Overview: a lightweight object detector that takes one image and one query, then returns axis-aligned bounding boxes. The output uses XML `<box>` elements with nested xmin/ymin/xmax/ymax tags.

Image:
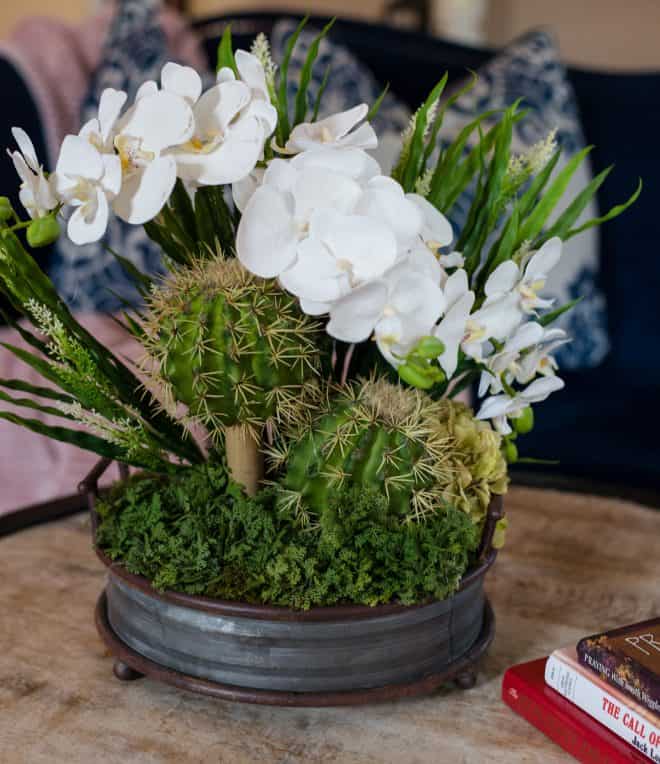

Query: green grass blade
<box><xmin>312</xmin><ymin>64</ymin><xmax>332</xmax><ymax>121</ymax></box>
<box><xmin>538</xmin><ymin>297</ymin><xmax>583</xmax><ymax>327</ymax></box>
<box><xmin>402</xmin><ymin>73</ymin><xmax>448</xmax><ymax>192</ymax></box>
<box><xmin>367</xmin><ymin>83</ymin><xmax>389</xmax><ymax>122</ymax></box>
<box><xmin>423</xmin><ymin>70</ymin><xmax>477</xmax><ymax>168</ymax></box>
<box><xmin>0</xmin><ymin>387</ymin><xmax>73</xmax><ymax>419</ymax></box>
<box><xmin>0</xmin><ymin>377</ymin><xmax>74</xmax><ymax>403</ymax></box>
<box><xmin>0</xmin><ymin>410</ymin><xmax>120</xmax><ymax>456</ymax></box>
<box><xmin>216</xmin><ymin>25</ymin><xmax>237</xmax><ymax>74</ymax></box>
<box><xmin>106</xmin><ymin>248</ymin><xmax>153</xmax><ymax>292</ymax></box>
<box><xmin>562</xmin><ymin>178</ymin><xmax>642</xmax><ymax>240</ymax></box>
<box><xmin>293</xmin><ymin>18</ymin><xmax>335</xmax><ymax>126</ymax></box>
<box><xmin>516</xmin><ymin>146</ymin><xmax>593</xmax><ymax>245</ymax></box>
<box><xmin>169</xmin><ymin>179</ymin><xmax>198</xmax><ymax>242</ymax></box>
<box><xmin>277</xmin><ymin>16</ymin><xmax>309</xmax><ymax>144</ymax></box>
<box><xmin>537</xmin><ymin>165</ymin><xmax>613</xmax><ymax>244</ymax></box>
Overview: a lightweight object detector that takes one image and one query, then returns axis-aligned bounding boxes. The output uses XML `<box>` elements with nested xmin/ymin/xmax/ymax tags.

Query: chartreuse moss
<box><xmin>141</xmin><ymin>257</ymin><xmax>322</xmax><ymax>440</ymax></box>
<box><xmin>95</xmin><ymin>460</ymin><xmax>480</xmax><ymax>609</ymax></box>
<box><xmin>272</xmin><ymin>377</ymin><xmax>508</xmax><ymax>527</ymax></box>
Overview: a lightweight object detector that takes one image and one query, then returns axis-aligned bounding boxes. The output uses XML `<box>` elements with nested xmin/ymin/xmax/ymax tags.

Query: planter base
<box><xmin>95</xmin><ymin>590</ymin><xmax>495</xmax><ymax>707</ymax></box>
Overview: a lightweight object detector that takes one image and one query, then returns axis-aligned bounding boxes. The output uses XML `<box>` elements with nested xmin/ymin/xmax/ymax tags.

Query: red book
<box><xmin>502</xmin><ymin>657</ymin><xmax>650</xmax><ymax>763</ymax></box>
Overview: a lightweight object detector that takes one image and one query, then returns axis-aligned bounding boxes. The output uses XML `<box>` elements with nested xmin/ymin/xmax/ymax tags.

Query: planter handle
<box><xmin>79</xmin><ymin>458</ymin><xmax>129</xmax><ymax>535</ymax></box>
<box><xmin>477</xmin><ymin>495</ymin><xmax>505</xmax><ymax>561</ymax></box>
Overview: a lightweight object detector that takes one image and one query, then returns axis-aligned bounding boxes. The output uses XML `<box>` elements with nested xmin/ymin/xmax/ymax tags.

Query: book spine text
<box><xmin>545</xmin><ymin>654</ymin><xmax>660</xmax><ymax>763</ymax></box>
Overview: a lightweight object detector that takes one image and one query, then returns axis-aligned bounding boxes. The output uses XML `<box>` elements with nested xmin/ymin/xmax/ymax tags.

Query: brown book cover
<box><xmin>577</xmin><ymin>618</ymin><xmax>660</xmax><ymax>718</ymax></box>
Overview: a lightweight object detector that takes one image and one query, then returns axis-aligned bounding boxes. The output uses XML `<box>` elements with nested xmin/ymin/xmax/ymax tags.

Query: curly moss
<box><xmin>96</xmin><ymin>461</ymin><xmax>480</xmax><ymax>609</ymax></box>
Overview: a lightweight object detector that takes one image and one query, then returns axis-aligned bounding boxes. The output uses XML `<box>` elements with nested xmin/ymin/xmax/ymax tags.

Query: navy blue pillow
<box><xmin>570</xmin><ymin>69</ymin><xmax>660</xmax><ymax>380</ymax></box>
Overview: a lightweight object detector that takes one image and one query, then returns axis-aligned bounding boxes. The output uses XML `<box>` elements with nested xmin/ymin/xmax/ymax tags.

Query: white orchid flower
<box><xmin>172</xmin><ymin>78</ymin><xmax>266</xmax><ymax>187</ymax></box>
<box><xmin>514</xmin><ymin>327</ymin><xmax>569</xmax><ymax>384</ymax></box>
<box><xmin>476</xmin><ymin>375</ymin><xmax>565</xmax><ymax>435</ymax></box>
<box><xmin>433</xmin><ymin>270</ymin><xmax>475</xmax><ymax>377</ymax></box>
<box><xmin>232</xmin><ymin>166</ymin><xmax>265</xmax><ymax>213</ymax></box>
<box><xmin>407</xmin><ymin>193</ymin><xmax>454</xmax><ymax>252</ymax></box>
<box><xmin>477</xmin><ymin>322</ymin><xmax>546</xmax><ymax>397</ymax></box>
<box><xmin>236</xmin><ymin>159</ymin><xmax>365</xmax><ymax>278</ymax></box>
<box><xmin>462</xmin><ymin>291</ymin><xmax>523</xmax><ymax>363</ymax></box>
<box><xmin>284</xmin><ymin>104</ymin><xmax>377</xmax><ymax>154</ymax></box>
<box><xmin>326</xmin><ymin>258</ymin><xmax>445</xmax><ymax>361</ymax></box>
<box><xmin>231</xmin><ymin>146</ymin><xmax>380</xmax><ymax>217</ymax></box>
<box><xmin>8</xmin><ymin>128</ymin><xmax>57</xmax><ymax>219</ymax></box>
<box><xmin>354</xmin><ymin>177</ymin><xmax>423</xmax><ymax>250</ymax></box>
<box><xmin>280</xmin><ymin>208</ymin><xmax>399</xmax><ymax>310</ymax></box>
<box><xmin>52</xmin><ymin>135</ymin><xmax>121</xmax><ymax>245</ymax></box>
<box><xmin>484</xmin><ymin>237</ymin><xmax>563</xmax><ymax>314</ymax></box>
<box><xmin>79</xmin><ymin>88</ymin><xmax>128</xmax><ymax>153</ymax></box>
<box><xmin>112</xmin><ymin>86</ymin><xmax>195</xmax><ymax>224</ymax></box>
<box><xmin>219</xmin><ymin>50</ymin><xmax>278</xmax><ymax>132</ymax></box>
<box><xmin>292</xmin><ymin>146</ymin><xmax>381</xmax><ymax>184</ymax></box>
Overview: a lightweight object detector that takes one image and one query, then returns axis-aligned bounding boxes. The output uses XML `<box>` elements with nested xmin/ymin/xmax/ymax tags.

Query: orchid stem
<box><xmin>340</xmin><ymin>343</ymin><xmax>355</xmax><ymax>387</ymax></box>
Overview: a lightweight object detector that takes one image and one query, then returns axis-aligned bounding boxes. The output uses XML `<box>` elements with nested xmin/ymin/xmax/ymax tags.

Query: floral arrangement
<box><xmin>0</xmin><ymin>23</ymin><xmax>639</xmax><ymax>605</ymax></box>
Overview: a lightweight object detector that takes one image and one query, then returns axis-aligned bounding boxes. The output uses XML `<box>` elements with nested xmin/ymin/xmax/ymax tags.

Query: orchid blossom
<box><xmin>513</xmin><ymin>327</ymin><xmax>569</xmax><ymax>384</ymax></box>
<box><xmin>112</xmin><ymin>86</ymin><xmax>194</xmax><ymax>224</ymax></box>
<box><xmin>8</xmin><ymin>128</ymin><xmax>57</xmax><ymax>219</ymax></box>
<box><xmin>280</xmin><ymin>209</ymin><xmax>399</xmax><ymax>313</ymax></box>
<box><xmin>52</xmin><ymin>135</ymin><xmax>121</xmax><ymax>245</ymax></box>
<box><xmin>326</xmin><ymin>257</ymin><xmax>445</xmax><ymax>357</ymax></box>
<box><xmin>284</xmin><ymin>104</ymin><xmax>377</xmax><ymax>154</ymax></box>
<box><xmin>236</xmin><ymin>157</ymin><xmax>367</xmax><ymax>278</ymax></box>
<box><xmin>433</xmin><ymin>270</ymin><xmax>475</xmax><ymax>377</ymax></box>
<box><xmin>476</xmin><ymin>375</ymin><xmax>565</xmax><ymax>435</ymax></box>
<box><xmin>484</xmin><ymin>237</ymin><xmax>563</xmax><ymax>314</ymax></box>
<box><xmin>172</xmin><ymin>78</ymin><xmax>267</xmax><ymax>187</ymax></box>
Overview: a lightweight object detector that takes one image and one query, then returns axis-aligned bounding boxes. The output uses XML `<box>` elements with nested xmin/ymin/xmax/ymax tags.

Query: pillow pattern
<box><xmin>271</xmin><ymin>22</ymin><xmax>608</xmax><ymax>369</ymax></box>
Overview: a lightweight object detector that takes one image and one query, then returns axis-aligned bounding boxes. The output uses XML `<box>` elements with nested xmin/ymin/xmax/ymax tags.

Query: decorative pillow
<box><xmin>271</xmin><ymin>22</ymin><xmax>608</xmax><ymax>369</ymax></box>
<box><xmin>49</xmin><ymin>0</ymin><xmax>212</xmax><ymax>313</ymax></box>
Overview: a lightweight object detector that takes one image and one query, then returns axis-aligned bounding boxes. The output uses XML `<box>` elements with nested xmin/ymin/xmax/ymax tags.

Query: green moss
<box><xmin>96</xmin><ymin>461</ymin><xmax>480</xmax><ymax>609</ymax></box>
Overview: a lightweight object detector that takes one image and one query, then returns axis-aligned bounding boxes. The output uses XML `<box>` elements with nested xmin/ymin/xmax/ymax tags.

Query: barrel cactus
<box><xmin>141</xmin><ymin>257</ymin><xmax>322</xmax><ymax>440</ymax></box>
<box><xmin>271</xmin><ymin>377</ymin><xmax>508</xmax><ymax>526</ymax></box>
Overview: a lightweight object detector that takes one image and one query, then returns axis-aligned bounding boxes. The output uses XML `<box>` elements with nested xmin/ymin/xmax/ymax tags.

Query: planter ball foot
<box><xmin>454</xmin><ymin>669</ymin><xmax>477</xmax><ymax>690</ymax></box>
<box><xmin>113</xmin><ymin>659</ymin><xmax>144</xmax><ymax>682</ymax></box>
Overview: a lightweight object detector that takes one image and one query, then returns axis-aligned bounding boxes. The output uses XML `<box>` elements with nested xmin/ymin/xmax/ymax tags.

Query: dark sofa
<box><xmin>1</xmin><ymin>12</ymin><xmax>657</xmax><ymax>496</ymax></box>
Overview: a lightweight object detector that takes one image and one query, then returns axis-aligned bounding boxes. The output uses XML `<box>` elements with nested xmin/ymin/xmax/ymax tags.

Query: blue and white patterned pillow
<box><xmin>271</xmin><ymin>22</ymin><xmax>608</xmax><ymax>369</ymax></box>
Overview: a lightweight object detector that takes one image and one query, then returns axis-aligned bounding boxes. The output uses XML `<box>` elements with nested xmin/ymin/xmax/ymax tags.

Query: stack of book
<box><xmin>502</xmin><ymin>618</ymin><xmax>660</xmax><ymax>763</ymax></box>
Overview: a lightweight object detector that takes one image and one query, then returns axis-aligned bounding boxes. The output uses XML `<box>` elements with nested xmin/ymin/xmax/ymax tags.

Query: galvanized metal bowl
<box><xmin>84</xmin><ymin>459</ymin><xmax>503</xmax><ymax>706</ymax></box>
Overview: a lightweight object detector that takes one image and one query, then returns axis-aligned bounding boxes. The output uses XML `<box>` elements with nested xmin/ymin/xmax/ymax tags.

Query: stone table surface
<box><xmin>1</xmin><ymin>485</ymin><xmax>659</xmax><ymax>763</ymax></box>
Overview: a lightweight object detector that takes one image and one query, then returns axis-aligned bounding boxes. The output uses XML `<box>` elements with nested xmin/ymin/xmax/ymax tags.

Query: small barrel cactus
<box><xmin>142</xmin><ymin>257</ymin><xmax>322</xmax><ymax>438</ymax></box>
<box><xmin>272</xmin><ymin>377</ymin><xmax>508</xmax><ymax>526</ymax></box>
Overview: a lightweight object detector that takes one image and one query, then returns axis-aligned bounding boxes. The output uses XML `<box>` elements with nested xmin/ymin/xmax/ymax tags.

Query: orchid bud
<box><xmin>0</xmin><ymin>197</ymin><xmax>13</xmax><ymax>222</ymax></box>
<box><xmin>27</xmin><ymin>216</ymin><xmax>60</xmax><ymax>248</ymax></box>
<box><xmin>504</xmin><ymin>440</ymin><xmax>518</xmax><ymax>464</ymax></box>
<box><xmin>398</xmin><ymin>362</ymin><xmax>434</xmax><ymax>389</ymax></box>
<box><xmin>513</xmin><ymin>406</ymin><xmax>534</xmax><ymax>435</ymax></box>
<box><xmin>413</xmin><ymin>336</ymin><xmax>445</xmax><ymax>359</ymax></box>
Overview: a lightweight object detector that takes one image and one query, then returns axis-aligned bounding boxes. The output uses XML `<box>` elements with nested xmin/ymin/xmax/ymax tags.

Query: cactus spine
<box><xmin>272</xmin><ymin>377</ymin><xmax>508</xmax><ymax>525</ymax></box>
<box><xmin>142</xmin><ymin>257</ymin><xmax>322</xmax><ymax>492</ymax></box>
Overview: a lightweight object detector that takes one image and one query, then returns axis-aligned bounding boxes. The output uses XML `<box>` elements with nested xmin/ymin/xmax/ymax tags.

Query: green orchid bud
<box><xmin>504</xmin><ymin>440</ymin><xmax>518</xmax><ymax>464</ymax></box>
<box><xmin>398</xmin><ymin>362</ymin><xmax>434</xmax><ymax>389</ymax></box>
<box><xmin>0</xmin><ymin>197</ymin><xmax>13</xmax><ymax>222</ymax></box>
<box><xmin>27</xmin><ymin>216</ymin><xmax>60</xmax><ymax>248</ymax></box>
<box><xmin>513</xmin><ymin>406</ymin><xmax>534</xmax><ymax>435</ymax></box>
<box><xmin>413</xmin><ymin>336</ymin><xmax>445</xmax><ymax>359</ymax></box>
